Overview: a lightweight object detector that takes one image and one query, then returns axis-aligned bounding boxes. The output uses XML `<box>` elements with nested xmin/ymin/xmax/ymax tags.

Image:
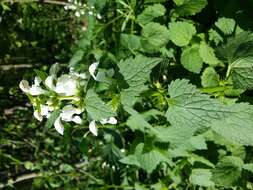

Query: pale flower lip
<box><xmin>54</xmin><ymin>117</ymin><xmax>64</xmax><ymax>135</ymax></box>
<box><xmin>55</xmin><ymin>74</ymin><xmax>78</xmax><ymax>96</ymax></box>
<box><xmin>88</xmin><ymin>117</ymin><xmax>117</xmax><ymax>136</ymax></box>
<box><xmin>88</xmin><ymin>62</ymin><xmax>99</xmax><ymax>80</ymax></box>
<box><xmin>19</xmin><ymin>79</ymin><xmax>46</xmax><ymax>96</ymax></box>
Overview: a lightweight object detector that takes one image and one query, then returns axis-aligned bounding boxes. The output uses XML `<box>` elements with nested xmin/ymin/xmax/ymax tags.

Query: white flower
<box><xmin>45</xmin><ymin>76</ymin><xmax>55</xmax><ymax>90</ymax></box>
<box><xmin>75</xmin><ymin>11</ymin><xmax>81</xmax><ymax>17</ymax></box>
<box><xmin>19</xmin><ymin>78</ymin><xmax>46</xmax><ymax>96</ymax></box>
<box><xmin>96</xmin><ymin>13</ymin><xmax>102</xmax><ymax>20</ymax></box>
<box><xmin>88</xmin><ymin>62</ymin><xmax>99</xmax><ymax>80</ymax></box>
<box><xmin>53</xmin><ymin>105</ymin><xmax>83</xmax><ymax>135</ymax></box>
<box><xmin>89</xmin><ymin>117</ymin><xmax>117</xmax><ymax>136</ymax></box>
<box><xmin>55</xmin><ymin>74</ymin><xmax>79</xmax><ymax>96</ymax></box>
<box><xmin>33</xmin><ymin>105</ymin><xmax>51</xmax><ymax>121</ymax></box>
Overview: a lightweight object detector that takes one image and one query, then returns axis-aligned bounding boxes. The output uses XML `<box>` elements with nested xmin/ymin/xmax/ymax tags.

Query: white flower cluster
<box><xmin>64</xmin><ymin>0</ymin><xmax>102</xmax><ymax>19</ymax></box>
<box><xmin>19</xmin><ymin>62</ymin><xmax>117</xmax><ymax>136</ymax></box>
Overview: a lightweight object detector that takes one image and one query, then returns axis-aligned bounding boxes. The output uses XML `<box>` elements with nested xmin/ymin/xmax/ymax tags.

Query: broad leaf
<box><xmin>141</xmin><ymin>22</ymin><xmax>170</xmax><ymax>53</ymax></box>
<box><xmin>199</xmin><ymin>41</ymin><xmax>220</xmax><ymax>66</ymax></box>
<box><xmin>190</xmin><ymin>169</ymin><xmax>215</xmax><ymax>187</ymax></box>
<box><xmin>175</xmin><ymin>0</ymin><xmax>208</xmax><ymax>16</ymax></box>
<box><xmin>215</xmin><ymin>17</ymin><xmax>236</xmax><ymax>35</ymax></box>
<box><xmin>201</xmin><ymin>67</ymin><xmax>220</xmax><ymax>87</ymax></box>
<box><xmin>180</xmin><ymin>44</ymin><xmax>203</xmax><ymax>73</ymax></box>
<box><xmin>85</xmin><ymin>90</ymin><xmax>116</xmax><ymax>121</ymax></box>
<box><xmin>137</xmin><ymin>4</ymin><xmax>166</xmax><ymax>26</ymax></box>
<box><xmin>168</xmin><ymin>21</ymin><xmax>196</xmax><ymax>47</ymax></box>
<box><xmin>243</xmin><ymin>163</ymin><xmax>253</xmax><ymax>173</ymax></box>
<box><xmin>120</xmin><ymin>34</ymin><xmax>142</xmax><ymax>52</ymax></box>
<box><xmin>211</xmin><ymin>156</ymin><xmax>243</xmax><ymax>187</ymax></box>
<box><xmin>118</xmin><ymin>55</ymin><xmax>161</xmax><ymax>106</ymax></box>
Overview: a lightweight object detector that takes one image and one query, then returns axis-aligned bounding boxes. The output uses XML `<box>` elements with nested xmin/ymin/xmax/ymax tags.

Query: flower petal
<box><xmin>34</xmin><ymin>76</ymin><xmax>42</xmax><ymax>86</ymax></box>
<box><xmin>61</xmin><ymin>105</ymin><xmax>77</xmax><ymax>122</ymax></box>
<box><xmin>55</xmin><ymin>74</ymin><xmax>78</xmax><ymax>96</ymax></box>
<box><xmin>40</xmin><ymin>105</ymin><xmax>50</xmax><ymax>116</ymax></box>
<box><xmin>54</xmin><ymin>117</ymin><xmax>64</xmax><ymax>135</ymax></box>
<box><xmin>100</xmin><ymin>117</ymin><xmax>117</xmax><ymax>125</ymax></box>
<box><xmin>19</xmin><ymin>80</ymin><xmax>30</xmax><ymax>93</ymax></box>
<box><xmin>88</xmin><ymin>62</ymin><xmax>99</xmax><ymax>80</ymax></box>
<box><xmin>72</xmin><ymin>116</ymin><xmax>82</xmax><ymax>124</ymax></box>
<box><xmin>45</xmin><ymin>76</ymin><xmax>55</xmax><ymax>90</ymax></box>
<box><xmin>29</xmin><ymin>85</ymin><xmax>46</xmax><ymax>96</ymax></box>
<box><xmin>89</xmin><ymin>120</ymin><xmax>98</xmax><ymax>136</ymax></box>
<box><xmin>33</xmin><ymin>110</ymin><xmax>43</xmax><ymax>121</ymax></box>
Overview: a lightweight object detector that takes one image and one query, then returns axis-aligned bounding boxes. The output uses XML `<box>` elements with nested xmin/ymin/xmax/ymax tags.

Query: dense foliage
<box><xmin>1</xmin><ymin>0</ymin><xmax>253</xmax><ymax>189</ymax></box>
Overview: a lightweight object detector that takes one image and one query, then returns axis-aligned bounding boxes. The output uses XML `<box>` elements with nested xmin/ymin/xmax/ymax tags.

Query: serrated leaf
<box><xmin>212</xmin><ymin>105</ymin><xmax>253</xmax><ymax>146</ymax></box>
<box><xmin>201</xmin><ymin>67</ymin><xmax>220</xmax><ymax>87</ymax></box>
<box><xmin>208</xmin><ymin>28</ymin><xmax>223</xmax><ymax>45</ymax></box>
<box><xmin>85</xmin><ymin>90</ymin><xmax>116</xmax><ymax>121</ymax></box>
<box><xmin>215</xmin><ymin>17</ymin><xmax>236</xmax><ymax>35</ymax></box>
<box><xmin>118</xmin><ymin>55</ymin><xmax>161</xmax><ymax>107</ymax></box>
<box><xmin>137</xmin><ymin>4</ymin><xmax>166</xmax><ymax>26</ymax></box>
<box><xmin>199</xmin><ymin>41</ymin><xmax>220</xmax><ymax>66</ymax></box>
<box><xmin>120</xmin><ymin>143</ymin><xmax>171</xmax><ymax>174</ymax></box>
<box><xmin>168</xmin><ymin>21</ymin><xmax>196</xmax><ymax>47</ymax></box>
<box><xmin>180</xmin><ymin>45</ymin><xmax>203</xmax><ymax>73</ymax></box>
<box><xmin>243</xmin><ymin>163</ymin><xmax>253</xmax><ymax>173</ymax></box>
<box><xmin>120</xmin><ymin>34</ymin><xmax>142</xmax><ymax>52</ymax></box>
<box><xmin>175</xmin><ymin>0</ymin><xmax>207</xmax><ymax>16</ymax></box>
<box><xmin>229</xmin><ymin>57</ymin><xmax>253</xmax><ymax>90</ymax></box>
<box><xmin>141</xmin><ymin>22</ymin><xmax>170</xmax><ymax>53</ymax></box>
<box><xmin>211</xmin><ymin>156</ymin><xmax>243</xmax><ymax>187</ymax></box>
<box><xmin>166</xmin><ymin>79</ymin><xmax>227</xmax><ymax>130</ymax></box>
<box><xmin>172</xmin><ymin>0</ymin><xmax>185</xmax><ymax>6</ymax></box>
<box><xmin>190</xmin><ymin>169</ymin><xmax>215</xmax><ymax>187</ymax></box>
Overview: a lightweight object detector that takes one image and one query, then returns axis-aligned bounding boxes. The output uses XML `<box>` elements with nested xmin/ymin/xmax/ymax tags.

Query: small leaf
<box><xmin>190</xmin><ymin>169</ymin><xmax>215</xmax><ymax>187</ymax></box>
<box><xmin>211</xmin><ymin>156</ymin><xmax>243</xmax><ymax>187</ymax></box>
<box><xmin>168</xmin><ymin>21</ymin><xmax>196</xmax><ymax>47</ymax></box>
<box><xmin>175</xmin><ymin>0</ymin><xmax>208</xmax><ymax>16</ymax></box>
<box><xmin>180</xmin><ymin>44</ymin><xmax>203</xmax><ymax>73</ymax></box>
<box><xmin>243</xmin><ymin>163</ymin><xmax>253</xmax><ymax>173</ymax></box>
<box><xmin>120</xmin><ymin>34</ymin><xmax>142</xmax><ymax>52</ymax></box>
<box><xmin>85</xmin><ymin>90</ymin><xmax>116</xmax><ymax>121</ymax></box>
<box><xmin>215</xmin><ymin>17</ymin><xmax>236</xmax><ymax>35</ymax></box>
<box><xmin>141</xmin><ymin>22</ymin><xmax>170</xmax><ymax>53</ymax></box>
<box><xmin>137</xmin><ymin>4</ymin><xmax>166</xmax><ymax>26</ymax></box>
<box><xmin>199</xmin><ymin>41</ymin><xmax>220</xmax><ymax>66</ymax></box>
<box><xmin>201</xmin><ymin>67</ymin><xmax>220</xmax><ymax>87</ymax></box>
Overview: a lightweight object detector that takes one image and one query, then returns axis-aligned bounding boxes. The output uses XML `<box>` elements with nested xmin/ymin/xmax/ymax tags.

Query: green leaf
<box><xmin>45</xmin><ymin>109</ymin><xmax>61</xmax><ymax>128</ymax></box>
<box><xmin>168</xmin><ymin>21</ymin><xmax>196</xmax><ymax>47</ymax></box>
<box><xmin>199</xmin><ymin>41</ymin><xmax>220</xmax><ymax>66</ymax></box>
<box><xmin>120</xmin><ymin>34</ymin><xmax>142</xmax><ymax>52</ymax></box>
<box><xmin>137</xmin><ymin>4</ymin><xmax>166</xmax><ymax>26</ymax></box>
<box><xmin>243</xmin><ymin>163</ymin><xmax>253</xmax><ymax>173</ymax></box>
<box><xmin>190</xmin><ymin>169</ymin><xmax>215</xmax><ymax>187</ymax></box>
<box><xmin>69</xmin><ymin>50</ymin><xmax>84</xmax><ymax>67</ymax></box>
<box><xmin>172</xmin><ymin>0</ymin><xmax>186</xmax><ymax>6</ymax></box>
<box><xmin>166</xmin><ymin>79</ymin><xmax>227</xmax><ymax>130</ymax></box>
<box><xmin>208</xmin><ymin>28</ymin><xmax>223</xmax><ymax>45</ymax></box>
<box><xmin>118</xmin><ymin>55</ymin><xmax>161</xmax><ymax>107</ymax></box>
<box><xmin>34</xmin><ymin>69</ymin><xmax>48</xmax><ymax>81</ymax></box>
<box><xmin>175</xmin><ymin>0</ymin><xmax>208</xmax><ymax>16</ymax></box>
<box><xmin>201</xmin><ymin>67</ymin><xmax>220</xmax><ymax>87</ymax></box>
<box><xmin>211</xmin><ymin>156</ymin><xmax>243</xmax><ymax>187</ymax></box>
<box><xmin>211</xmin><ymin>105</ymin><xmax>253</xmax><ymax>146</ymax></box>
<box><xmin>85</xmin><ymin>89</ymin><xmax>116</xmax><ymax>121</ymax></box>
<box><xmin>120</xmin><ymin>143</ymin><xmax>171</xmax><ymax>174</ymax></box>
<box><xmin>215</xmin><ymin>17</ymin><xmax>236</xmax><ymax>35</ymax></box>
<box><xmin>141</xmin><ymin>22</ymin><xmax>170</xmax><ymax>53</ymax></box>
<box><xmin>180</xmin><ymin>44</ymin><xmax>203</xmax><ymax>73</ymax></box>
<box><xmin>229</xmin><ymin>57</ymin><xmax>253</xmax><ymax>90</ymax></box>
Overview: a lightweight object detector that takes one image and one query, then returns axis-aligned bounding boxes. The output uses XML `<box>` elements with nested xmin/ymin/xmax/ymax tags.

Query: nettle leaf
<box><xmin>229</xmin><ymin>57</ymin><xmax>253</xmax><ymax>90</ymax></box>
<box><xmin>120</xmin><ymin>34</ymin><xmax>142</xmax><ymax>52</ymax></box>
<box><xmin>215</xmin><ymin>17</ymin><xmax>236</xmax><ymax>35</ymax></box>
<box><xmin>166</xmin><ymin>79</ymin><xmax>227</xmax><ymax>130</ymax></box>
<box><xmin>201</xmin><ymin>67</ymin><xmax>220</xmax><ymax>87</ymax></box>
<box><xmin>168</xmin><ymin>21</ymin><xmax>196</xmax><ymax>47</ymax></box>
<box><xmin>141</xmin><ymin>22</ymin><xmax>170</xmax><ymax>53</ymax></box>
<box><xmin>243</xmin><ymin>163</ymin><xmax>253</xmax><ymax>173</ymax></box>
<box><xmin>85</xmin><ymin>89</ymin><xmax>116</xmax><ymax>121</ymax></box>
<box><xmin>175</xmin><ymin>0</ymin><xmax>208</xmax><ymax>16</ymax></box>
<box><xmin>120</xmin><ymin>143</ymin><xmax>171</xmax><ymax>174</ymax></box>
<box><xmin>190</xmin><ymin>169</ymin><xmax>215</xmax><ymax>187</ymax></box>
<box><xmin>180</xmin><ymin>44</ymin><xmax>203</xmax><ymax>73</ymax></box>
<box><xmin>118</xmin><ymin>55</ymin><xmax>161</xmax><ymax>107</ymax></box>
<box><xmin>212</xmin><ymin>104</ymin><xmax>253</xmax><ymax>146</ymax></box>
<box><xmin>211</xmin><ymin>156</ymin><xmax>244</xmax><ymax>187</ymax></box>
<box><xmin>137</xmin><ymin>4</ymin><xmax>166</xmax><ymax>26</ymax></box>
<box><xmin>199</xmin><ymin>41</ymin><xmax>220</xmax><ymax>66</ymax></box>
<box><xmin>45</xmin><ymin>109</ymin><xmax>61</xmax><ymax>128</ymax></box>
<box><xmin>172</xmin><ymin>0</ymin><xmax>186</xmax><ymax>6</ymax></box>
